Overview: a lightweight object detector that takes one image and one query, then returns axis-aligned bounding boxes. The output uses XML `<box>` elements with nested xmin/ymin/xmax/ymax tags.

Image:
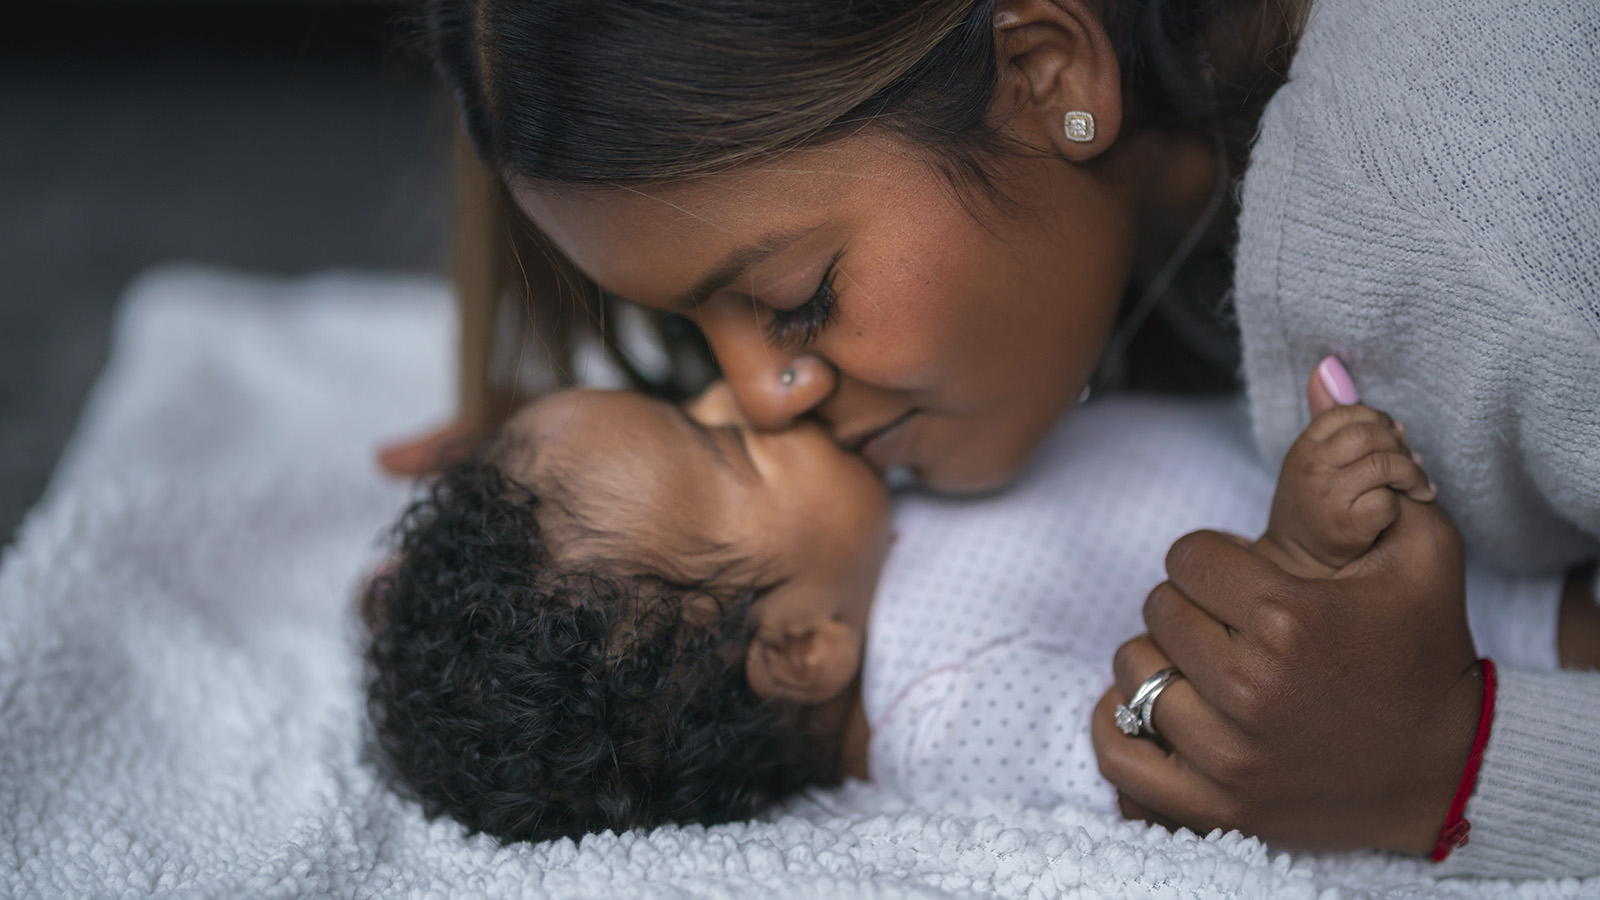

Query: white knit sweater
<box><xmin>1233</xmin><ymin>0</ymin><xmax>1600</xmax><ymax>877</ymax></box>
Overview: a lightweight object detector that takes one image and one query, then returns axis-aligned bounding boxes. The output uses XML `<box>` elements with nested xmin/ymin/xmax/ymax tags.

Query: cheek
<box><xmin>824</xmin><ymin>214</ymin><xmax>1010</xmax><ymax>391</ymax></box>
<box><xmin>827</xmin><ymin>265</ymin><xmax>963</xmax><ymax>388</ymax></box>
<box><xmin>830</xmin><ymin>216</ymin><xmax>1087</xmax><ymax>402</ymax></box>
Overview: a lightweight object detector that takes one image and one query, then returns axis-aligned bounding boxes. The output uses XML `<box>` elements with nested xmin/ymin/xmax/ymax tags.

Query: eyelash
<box><xmin>764</xmin><ymin>261</ymin><xmax>839</xmax><ymax>348</ymax></box>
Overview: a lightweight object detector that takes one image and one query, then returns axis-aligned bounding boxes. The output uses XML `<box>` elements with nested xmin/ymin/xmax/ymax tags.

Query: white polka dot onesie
<box><xmin>863</xmin><ymin>396</ymin><xmax>1563</xmax><ymax>811</ymax></box>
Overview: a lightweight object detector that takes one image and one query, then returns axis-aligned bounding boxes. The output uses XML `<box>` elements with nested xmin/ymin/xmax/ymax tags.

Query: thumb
<box><xmin>1308</xmin><ymin>355</ymin><xmax>1359</xmax><ymax>416</ymax></box>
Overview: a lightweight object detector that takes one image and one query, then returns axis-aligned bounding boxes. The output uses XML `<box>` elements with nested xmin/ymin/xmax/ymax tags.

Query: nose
<box><xmin>700</xmin><ymin>316</ymin><xmax>837</xmax><ymax>431</ymax></box>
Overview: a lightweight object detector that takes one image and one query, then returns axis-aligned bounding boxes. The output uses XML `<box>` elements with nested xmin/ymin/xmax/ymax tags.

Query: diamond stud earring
<box><xmin>1063</xmin><ymin>110</ymin><xmax>1095</xmax><ymax>143</ymax></box>
<box><xmin>780</xmin><ymin>369</ymin><xmax>796</xmax><ymax>387</ymax></box>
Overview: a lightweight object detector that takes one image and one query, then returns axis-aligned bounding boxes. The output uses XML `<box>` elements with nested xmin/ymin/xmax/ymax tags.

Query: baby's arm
<box><xmin>1256</xmin><ymin>404</ymin><xmax>1437</xmax><ymax>578</ymax></box>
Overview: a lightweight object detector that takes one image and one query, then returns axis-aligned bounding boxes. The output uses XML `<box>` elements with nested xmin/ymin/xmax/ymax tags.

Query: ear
<box><xmin>744</xmin><ymin>614</ymin><xmax>862</xmax><ymax>705</ymax></box>
<box><xmin>991</xmin><ymin>0</ymin><xmax>1123</xmax><ymax>161</ymax></box>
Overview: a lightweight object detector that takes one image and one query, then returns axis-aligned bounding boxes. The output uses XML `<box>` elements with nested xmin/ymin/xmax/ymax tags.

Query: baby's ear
<box><xmin>744</xmin><ymin>612</ymin><xmax>861</xmax><ymax>706</ymax></box>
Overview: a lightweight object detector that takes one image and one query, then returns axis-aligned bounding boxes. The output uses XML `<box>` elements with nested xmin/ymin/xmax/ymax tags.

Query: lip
<box><xmin>847</xmin><ymin>410</ymin><xmax>917</xmax><ymax>473</ymax></box>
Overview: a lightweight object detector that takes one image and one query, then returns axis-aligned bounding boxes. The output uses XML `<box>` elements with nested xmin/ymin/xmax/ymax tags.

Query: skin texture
<box><xmin>502</xmin><ymin>385</ymin><xmax>891</xmax><ymax>778</ymax></box>
<box><xmin>1256</xmin><ymin>403</ymin><xmax>1436</xmax><ymax>577</ymax></box>
<box><xmin>1092</xmin><ymin>372</ymin><xmax>1484</xmax><ymax>855</ymax></box>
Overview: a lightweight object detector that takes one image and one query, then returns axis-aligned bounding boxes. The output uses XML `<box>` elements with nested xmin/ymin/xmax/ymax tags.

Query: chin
<box><xmin>916</xmin><ymin>452</ymin><xmax>1029</xmax><ymax>497</ymax></box>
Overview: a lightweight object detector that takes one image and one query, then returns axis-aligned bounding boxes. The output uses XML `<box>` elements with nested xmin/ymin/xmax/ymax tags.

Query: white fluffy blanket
<box><xmin>3</xmin><ymin>266</ymin><xmax>1592</xmax><ymax>899</ymax></box>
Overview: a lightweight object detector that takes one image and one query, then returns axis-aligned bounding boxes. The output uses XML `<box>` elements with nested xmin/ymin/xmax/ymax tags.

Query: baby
<box><xmin>361</xmin><ymin>384</ymin><xmax>1454</xmax><ymax>844</ymax></box>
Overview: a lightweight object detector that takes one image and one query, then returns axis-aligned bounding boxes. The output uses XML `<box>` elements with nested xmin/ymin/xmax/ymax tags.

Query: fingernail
<box><xmin>1411</xmin><ymin>450</ymin><xmax>1424</xmax><ymax>465</ymax></box>
<box><xmin>1394</xmin><ymin>420</ymin><xmax>1408</xmax><ymax>439</ymax></box>
<box><xmin>1317</xmin><ymin>356</ymin><xmax>1360</xmax><ymax>406</ymax></box>
<box><xmin>1410</xmin><ymin>480</ymin><xmax>1438</xmax><ymax>503</ymax></box>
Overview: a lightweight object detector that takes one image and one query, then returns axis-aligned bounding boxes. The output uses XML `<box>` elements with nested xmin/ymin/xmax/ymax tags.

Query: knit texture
<box><xmin>1436</xmin><ymin>669</ymin><xmax>1600</xmax><ymax>877</ymax></box>
<box><xmin>1234</xmin><ymin>0</ymin><xmax>1600</xmax><ymax>571</ymax></box>
<box><xmin>1233</xmin><ymin>0</ymin><xmax>1600</xmax><ymax>876</ymax></box>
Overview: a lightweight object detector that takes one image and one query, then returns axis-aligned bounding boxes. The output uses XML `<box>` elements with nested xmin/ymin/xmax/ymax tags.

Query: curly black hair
<box><xmin>363</xmin><ymin>457</ymin><xmax>841</xmax><ymax>844</ymax></box>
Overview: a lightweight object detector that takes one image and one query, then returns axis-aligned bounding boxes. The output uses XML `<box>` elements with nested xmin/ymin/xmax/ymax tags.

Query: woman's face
<box><xmin>512</xmin><ymin>132</ymin><xmax>1133</xmax><ymax>492</ymax></box>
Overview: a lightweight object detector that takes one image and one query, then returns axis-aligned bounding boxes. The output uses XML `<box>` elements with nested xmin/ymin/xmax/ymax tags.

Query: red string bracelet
<box><xmin>1431</xmin><ymin>658</ymin><xmax>1498</xmax><ymax>862</ymax></box>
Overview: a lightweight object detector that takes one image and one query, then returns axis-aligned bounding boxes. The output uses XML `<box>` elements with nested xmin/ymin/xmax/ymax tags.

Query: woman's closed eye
<box><xmin>764</xmin><ymin>258</ymin><xmax>839</xmax><ymax>348</ymax></box>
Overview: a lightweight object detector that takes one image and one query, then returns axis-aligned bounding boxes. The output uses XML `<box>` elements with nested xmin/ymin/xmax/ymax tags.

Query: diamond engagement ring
<box><xmin>1114</xmin><ymin>666</ymin><xmax>1184</xmax><ymax>738</ymax></box>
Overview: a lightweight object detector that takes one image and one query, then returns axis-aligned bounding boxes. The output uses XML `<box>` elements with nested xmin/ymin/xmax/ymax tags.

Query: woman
<box><xmin>381</xmin><ymin>0</ymin><xmax>1600</xmax><ymax>876</ymax></box>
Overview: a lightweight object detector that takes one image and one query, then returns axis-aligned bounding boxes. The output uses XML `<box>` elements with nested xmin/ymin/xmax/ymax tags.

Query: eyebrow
<box><xmin>671</xmin><ymin>226</ymin><xmax>823</xmax><ymax>313</ymax></box>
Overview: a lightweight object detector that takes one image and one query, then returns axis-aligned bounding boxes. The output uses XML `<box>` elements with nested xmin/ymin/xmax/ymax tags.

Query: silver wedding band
<box><xmin>1115</xmin><ymin>666</ymin><xmax>1184</xmax><ymax>739</ymax></box>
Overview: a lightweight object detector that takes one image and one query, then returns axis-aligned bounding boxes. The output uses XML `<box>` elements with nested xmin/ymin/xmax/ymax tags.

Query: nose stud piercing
<box><xmin>780</xmin><ymin>369</ymin><xmax>796</xmax><ymax>387</ymax></box>
<box><xmin>1064</xmin><ymin>110</ymin><xmax>1095</xmax><ymax>143</ymax></box>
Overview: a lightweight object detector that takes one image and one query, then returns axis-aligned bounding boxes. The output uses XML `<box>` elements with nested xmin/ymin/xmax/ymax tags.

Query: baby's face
<box><xmin>503</xmin><ymin>386</ymin><xmax>893</xmax><ymax>634</ymax></box>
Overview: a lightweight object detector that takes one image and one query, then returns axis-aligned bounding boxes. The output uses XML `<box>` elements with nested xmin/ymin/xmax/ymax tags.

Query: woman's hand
<box><xmin>376</xmin><ymin>418</ymin><xmax>479</xmax><ymax>477</ymax></box>
<box><xmin>1092</xmin><ymin>506</ymin><xmax>1483</xmax><ymax>853</ymax></box>
<box><xmin>1092</xmin><ymin>358</ymin><xmax>1485</xmax><ymax>854</ymax></box>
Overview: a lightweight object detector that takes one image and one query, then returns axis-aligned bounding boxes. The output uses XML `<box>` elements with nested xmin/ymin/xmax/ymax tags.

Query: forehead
<box><xmin>502</xmin><ymin>391</ymin><xmax>739</xmax><ymax>568</ymax></box>
<box><xmin>506</xmin><ymin>390</ymin><xmax>689</xmax><ymax>477</ymax></box>
<box><xmin>509</xmin><ymin>135</ymin><xmax>944</xmax><ymax>308</ymax></box>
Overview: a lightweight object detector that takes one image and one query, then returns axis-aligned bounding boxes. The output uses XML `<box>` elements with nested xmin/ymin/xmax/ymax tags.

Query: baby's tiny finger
<box><xmin>1321</xmin><ymin>421</ymin><xmax>1405</xmax><ymax>469</ymax></box>
<box><xmin>1303</xmin><ymin>404</ymin><xmax>1396</xmax><ymax>444</ymax></box>
<box><xmin>1400</xmin><ymin>450</ymin><xmax>1435</xmax><ymax>502</ymax></box>
<box><xmin>1392</xmin><ymin>420</ymin><xmax>1415</xmax><ymax>457</ymax></box>
<box><xmin>1346</xmin><ymin>449</ymin><xmax>1434</xmax><ymax>502</ymax></box>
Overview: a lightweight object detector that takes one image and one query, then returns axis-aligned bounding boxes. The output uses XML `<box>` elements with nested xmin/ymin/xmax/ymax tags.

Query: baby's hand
<box><xmin>1260</xmin><ymin>404</ymin><xmax>1437</xmax><ymax>577</ymax></box>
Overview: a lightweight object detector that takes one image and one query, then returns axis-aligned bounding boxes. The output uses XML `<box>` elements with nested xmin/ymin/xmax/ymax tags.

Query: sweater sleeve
<box><xmin>1232</xmin><ymin>0</ymin><xmax>1600</xmax><ymax>875</ymax></box>
<box><xmin>1435</xmin><ymin>668</ymin><xmax>1600</xmax><ymax>877</ymax></box>
<box><xmin>1234</xmin><ymin>0</ymin><xmax>1600</xmax><ymax>573</ymax></box>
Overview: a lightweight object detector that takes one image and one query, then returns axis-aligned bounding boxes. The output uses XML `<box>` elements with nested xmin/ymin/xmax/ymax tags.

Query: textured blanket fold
<box><xmin>2</xmin><ymin>265</ymin><xmax>1591</xmax><ymax>898</ymax></box>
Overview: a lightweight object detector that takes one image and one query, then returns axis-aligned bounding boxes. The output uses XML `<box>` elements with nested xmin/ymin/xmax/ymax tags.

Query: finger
<box><xmin>1115</xmin><ymin>790</ymin><xmax>1187</xmax><ymax>832</ymax></box>
<box><xmin>1318</xmin><ymin>420</ymin><xmax>1406</xmax><ymax>468</ymax></box>
<box><xmin>1092</xmin><ymin>689</ymin><xmax>1230</xmax><ymax>835</ymax></box>
<box><xmin>1307</xmin><ymin>365</ymin><xmax>1338</xmax><ymax>417</ymax></box>
<box><xmin>1357</xmin><ymin>497</ymin><xmax>1466</xmax><ymax>594</ymax></box>
<box><xmin>1300</xmin><ymin>403</ymin><xmax>1398</xmax><ymax>445</ymax></box>
<box><xmin>1337</xmin><ymin>449</ymin><xmax>1436</xmax><ymax>505</ymax></box>
<box><xmin>1112</xmin><ymin>632</ymin><xmax>1236</xmax><ymax>746</ymax></box>
<box><xmin>1110</xmin><ymin>632</ymin><xmax>1176</xmax><ymax>702</ymax></box>
<box><xmin>1141</xmin><ymin>582</ymin><xmax>1237</xmax><ymax>702</ymax></box>
<box><xmin>1310</xmin><ymin>355</ymin><xmax>1359</xmax><ymax>412</ymax></box>
<box><xmin>1163</xmin><ymin>529</ymin><xmax>1301</xmax><ymax>631</ymax></box>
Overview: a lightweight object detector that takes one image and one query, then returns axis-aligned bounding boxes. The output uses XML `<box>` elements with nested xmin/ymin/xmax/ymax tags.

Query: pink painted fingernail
<box><xmin>1317</xmin><ymin>356</ymin><xmax>1360</xmax><ymax>405</ymax></box>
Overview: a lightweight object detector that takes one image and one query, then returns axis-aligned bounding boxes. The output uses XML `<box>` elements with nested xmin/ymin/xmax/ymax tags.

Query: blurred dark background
<box><xmin>1</xmin><ymin>1</ymin><xmax>454</xmax><ymax>546</ymax></box>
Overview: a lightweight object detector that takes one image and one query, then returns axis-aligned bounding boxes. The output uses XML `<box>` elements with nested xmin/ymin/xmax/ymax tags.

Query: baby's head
<box><xmin>364</xmin><ymin>386</ymin><xmax>890</xmax><ymax>843</ymax></box>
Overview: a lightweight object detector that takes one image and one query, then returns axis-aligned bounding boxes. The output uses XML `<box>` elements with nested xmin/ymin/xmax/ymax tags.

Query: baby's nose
<box><xmin>686</xmin><ymin>381</ymin><xmax>747</xmax><ymax>428</ymax></box>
